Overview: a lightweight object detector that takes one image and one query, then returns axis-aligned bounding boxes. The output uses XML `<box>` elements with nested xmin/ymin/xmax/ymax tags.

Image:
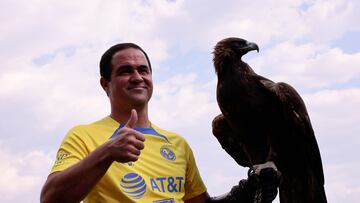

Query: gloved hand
<box><xmin>257</xmin><ymin>167</ymin><xmax>281</xmax><ymax>202</ymax></box>
<box><xmin>208</xmin><ymin>167</ymin><xmax>281</xmax><ymax>203</ymax></box>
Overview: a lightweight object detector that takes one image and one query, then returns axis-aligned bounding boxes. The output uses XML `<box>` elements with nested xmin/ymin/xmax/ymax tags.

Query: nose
<box><xmin>130</xmin><ymin>70</ymin><xmax>143</xmax><ymax>83</ymax></box>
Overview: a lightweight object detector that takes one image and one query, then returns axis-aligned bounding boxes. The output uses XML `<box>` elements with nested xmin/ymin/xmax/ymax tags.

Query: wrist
<box><xmin>208</xmin><ymin>180</ymin><xmax>255</xmax><ymax>203</ymax></box>
<box><xmin>94</xmin><ymin>141</ymin><xmax>115</xmax><ymax>168</ymax></box>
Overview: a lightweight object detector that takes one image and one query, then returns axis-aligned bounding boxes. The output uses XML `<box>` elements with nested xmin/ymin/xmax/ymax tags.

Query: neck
<box><xmin>239</xmin><ymin>60</ymin><xmax>255</xmax><ymax>74</ymax></box>
<box><xmin>110</xmin><ymin>105</ymin><xmax>150</xmax><ymax>128</ymax></box>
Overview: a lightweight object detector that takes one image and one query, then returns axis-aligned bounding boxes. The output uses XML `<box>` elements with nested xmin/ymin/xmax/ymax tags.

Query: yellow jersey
<box><xmin>51</xmin><ymin>116</ymin><xmax>207</xmax><ymax>203</ymax></box>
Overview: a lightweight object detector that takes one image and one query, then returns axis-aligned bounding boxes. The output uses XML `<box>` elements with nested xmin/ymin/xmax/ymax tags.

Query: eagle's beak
<box><xmin>245</xmin><ymin>41</ymin><xmax>259</xmax><ymax>53</ymax></box>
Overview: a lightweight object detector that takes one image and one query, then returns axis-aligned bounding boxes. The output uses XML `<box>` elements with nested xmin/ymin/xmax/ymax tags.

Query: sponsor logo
<box><xmin>150</xmin><ymin>176</ymin><xmax>183</xmax><ymax>193</ymax></box>
<box><xmin>120</xmin><ymin>173</ymin><xmax>146</xmax><ymax>199</ymax></box>
<box><xmin>153</xmin><ymin>198</ymin><xmax>175</xmax><ymax>203</ymax></box>
<box><xmin>120</xmin><ymin>173</ymin><xmax>184</xmax><ymax>199</ymax></box>
<box><xmin>54</xmin><ymin>150</ymin><xmax>69</xmax><ymax>165</ymax></box>
<box><xmin>160</xmin><ymin>146</ymin><xmax>176</xmax><ymax>161</ymax></box>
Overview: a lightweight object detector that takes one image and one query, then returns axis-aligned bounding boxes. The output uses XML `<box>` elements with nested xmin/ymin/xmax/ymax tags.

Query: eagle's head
<box><xmin>213</xmin><ymin>37</ymin><xmax>259</xmax><ymax>74</ymax></box>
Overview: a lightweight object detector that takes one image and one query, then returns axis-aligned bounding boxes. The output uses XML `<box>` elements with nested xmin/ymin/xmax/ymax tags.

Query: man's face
<box><xmin>104</xmin><ymin>48</ymin><xmax>153</xmax><ymax>109</ymax></box>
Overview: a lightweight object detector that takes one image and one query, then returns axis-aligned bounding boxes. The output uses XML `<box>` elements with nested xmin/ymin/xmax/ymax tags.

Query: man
<box><xmin>40</xmin><ymin>43</ymin><xmax>280</xmax><ymax>203</ymax></box>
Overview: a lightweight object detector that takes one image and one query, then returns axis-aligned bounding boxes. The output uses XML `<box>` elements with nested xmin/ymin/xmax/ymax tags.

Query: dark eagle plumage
<box><xmin>212</xmin><ymin>37</ymin><xmax>327</xmax><ymax>203</ymax></box>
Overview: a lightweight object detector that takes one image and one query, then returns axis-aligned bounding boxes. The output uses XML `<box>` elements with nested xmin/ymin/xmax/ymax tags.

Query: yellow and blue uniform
<box><xmin>51</xmin><ymin>116</ymin><xmax>207</xmax><ymax>203</ymax></box>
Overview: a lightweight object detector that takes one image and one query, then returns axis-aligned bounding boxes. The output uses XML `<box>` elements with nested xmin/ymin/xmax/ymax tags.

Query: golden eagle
<box><xmin>212</xmin><ymin>37</ymin><xmax>327</xmax><ymax>203</ymax></box>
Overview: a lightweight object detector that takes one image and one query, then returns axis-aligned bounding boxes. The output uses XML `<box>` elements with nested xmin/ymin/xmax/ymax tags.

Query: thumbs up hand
<box><xmin>107</xmin><ymin>109</ymin><xmax>146</xmax><ymax>163</ymax></box>
<box><xmin>125</xmin><ymin>109</ymin><xmax>138</xmax><ymax>129</ymax></box>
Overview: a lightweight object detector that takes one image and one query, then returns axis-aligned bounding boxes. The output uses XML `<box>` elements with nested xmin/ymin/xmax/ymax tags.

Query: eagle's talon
<box><xmin>248</xmin><ymin>167</ymin><xmax>256</xmax><ymax>177</ymax></box>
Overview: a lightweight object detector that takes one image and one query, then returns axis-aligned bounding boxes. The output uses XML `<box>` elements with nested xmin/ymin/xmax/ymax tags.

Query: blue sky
<box><xmin>0</xmin><ymin>0</ymin><xmax>359</xmax><ymax>202</ymax></box>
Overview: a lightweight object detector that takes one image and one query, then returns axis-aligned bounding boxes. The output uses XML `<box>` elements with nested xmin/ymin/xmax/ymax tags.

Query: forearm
<box><xmin>40</xmin><ymin>143</ymin><xmax>113</xmax><ymax>203</ymax></box>
<box><xmin>205</xmin><ymin>179</ymin><xmax>255</xmax><ymax>203</ymax></box>
<box><xmin>41</xmin><ymin>112</ymin><xmax>145</xmax><ymax>203</ymax></box>
<box><xmin>206</xmin><ymin>167</ymin><xmax>280</xmax><ymax>203</ymax></box>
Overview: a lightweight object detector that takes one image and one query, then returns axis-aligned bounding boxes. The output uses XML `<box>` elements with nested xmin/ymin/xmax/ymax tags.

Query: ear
<box><xmin>100</xmin><ymin>77</ymin><xmax>110</xmax><ymax>96</ymax></box>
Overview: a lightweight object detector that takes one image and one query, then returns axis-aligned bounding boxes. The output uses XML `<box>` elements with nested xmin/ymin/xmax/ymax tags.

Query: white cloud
<box><xmin>302</xmin><ymin>88</ymin><xmax>360</xmax><ymax>201</ymax></box>
<box><xmin>0</xmin><ymin>47</ymin><xmax>107</xmax><ymax>132</ymax></box>
<box><xmin>0</xmin><ymin>0</ymin><xmax>360</xmax><ymax>202</ymax></box>
<box><xmin>324</xmin><ymin>162</ymin><xmax>360</xmax><ymax>202</ymax></box>
<box><xmin>301</xmin><ymin>0</ymin><xmax>360</xmax><ymax>42</ymax></box>
<box><xmin>250</xmin><ymin>42</ymin><xmax>360</xmax><ymax>90</ymax></box>
<box><xmin>304</xmin><ymin>88</ymin><xmax>360</xmax><ymax>140</ymax></box>
<box><xmin>150</xmin><ymin>73</ymin><xmax>218</xmax><ymax>130</ymax></box>
<box><xmin>0</xmin><ymin>145</ymin><xmax>54</xmax><ymax>202</ymax></box>
<box><xmin>144</xmin><ymin>0</ymin><xmax>360</xmax><ymax>52</ymax></box>
<box><xmin>0</xmin><ymin>0</ymin><xmax>176</xmax><ymax>71</ymax></box>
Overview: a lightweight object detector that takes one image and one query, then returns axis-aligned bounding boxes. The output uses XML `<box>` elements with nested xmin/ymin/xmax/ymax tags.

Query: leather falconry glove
<box><xmin>207</xmin><ymin>167</ymin><xmax>281</xmax><ymax>203</ymax></box>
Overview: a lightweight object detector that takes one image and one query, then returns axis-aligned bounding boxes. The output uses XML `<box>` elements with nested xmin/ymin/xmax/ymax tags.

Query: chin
<box><xmin>129</xmin><ymin>96</ymin><xmax>151</xmax><ymax>106</ymax></box>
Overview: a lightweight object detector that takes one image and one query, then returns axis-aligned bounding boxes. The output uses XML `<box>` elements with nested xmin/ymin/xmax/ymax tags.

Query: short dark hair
<box><xmin>99</xmin><ymin>43</ymin><xmax>152</xmax><ymax>81</ymax></box>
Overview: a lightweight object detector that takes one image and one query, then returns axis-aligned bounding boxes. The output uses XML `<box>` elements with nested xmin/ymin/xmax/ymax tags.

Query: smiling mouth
<box><xmin>128</xmin><ymin>86</ymin><xmax>147</xmax><ymax>90</ymax></box>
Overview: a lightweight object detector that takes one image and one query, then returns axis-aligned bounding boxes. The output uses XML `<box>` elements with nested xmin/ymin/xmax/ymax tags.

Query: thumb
<box><xmin>125</xmin><ymin>109</ymin><xmax>138</xmax><ymax>129</ymax></box>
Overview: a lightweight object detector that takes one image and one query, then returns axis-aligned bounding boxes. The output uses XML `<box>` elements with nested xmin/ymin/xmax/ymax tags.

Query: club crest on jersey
<box><xmin>120</xmin><ymin>173</ymin><xmax>146</xmax><ymax>199</ymax></box>
<box><xmin>160</xmin><ymin>146</ymin><xmax>176</xmax><ymax>161</ymax></box>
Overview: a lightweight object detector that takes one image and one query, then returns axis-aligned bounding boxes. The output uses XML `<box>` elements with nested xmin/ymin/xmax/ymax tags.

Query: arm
<box><xmin>184</xmin><ymin>180</ymin><xmax>256</xmax><ymax>203</ymax></box>
<box><xmin>40</xmin><ymin>143</ymin><xmax>114</xmax><ymax>203</ymax></box>
<box><xmin>185</xmin><ymin>167</ymin><xmax>281</xmax><ymax>203</ymax></box>
<box><xmin>41</xmin><ymin>110</ymin><xmax>145</xmax><ymax>203</ymax></box>
<box><xmin>185</xmin><ymin>192</ymin><xmax>210</xmax><ymax>203</ymax></box>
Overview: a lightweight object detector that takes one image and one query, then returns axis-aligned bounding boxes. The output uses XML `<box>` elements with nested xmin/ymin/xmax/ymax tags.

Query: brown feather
<box><xmin>212</xmin><ymin>37</ymin><xmax>327</xmax><ymax>203</ymax></box>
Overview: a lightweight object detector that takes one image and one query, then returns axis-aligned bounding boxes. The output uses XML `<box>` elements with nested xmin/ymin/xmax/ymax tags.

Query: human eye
<box><xmin>138</xmin><ymin>65</ymin><xmax>150</xmax><ymax>74</ymax></box>
<box><xmin>116</xmin><ymin>66</ymin><xmax>132</xmax><ymax>75</ymax></box>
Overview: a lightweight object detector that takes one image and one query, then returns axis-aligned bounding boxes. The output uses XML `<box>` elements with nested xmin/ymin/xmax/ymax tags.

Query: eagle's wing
<box><xmin>212</xmin><ymin>114</ymin><xmax>251</xmax><ymax>167</ymax></box>
<box><xmin>259</xmin><ymin>78</ymin><xmax>327</xmax><ymax>202</ymax></box>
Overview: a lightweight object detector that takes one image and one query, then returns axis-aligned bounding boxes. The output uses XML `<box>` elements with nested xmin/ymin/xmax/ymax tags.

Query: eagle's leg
<box><xmin>247</xmin><ymin>161</ymin><xmax>281</xmax><ymax>203</ymax></box>
<box><xmin>248</xmin><ymin>161</ymin><xmax>278</xmax><ymax>176</ymax></box>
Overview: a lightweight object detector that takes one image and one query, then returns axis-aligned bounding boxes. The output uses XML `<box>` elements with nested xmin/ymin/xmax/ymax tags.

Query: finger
<box><xmin>260</xmin><ymin>168</ymin><xmax>281</xmax><ymax>182</ymax></box>
<box><xmin>133</xmin><ymin>138</ymin><xmax>145</xmax><ymax>150</ymax></box>
<box><xmin>122</xmin><ymin>130</ymin><xmax>144</xmax><ymax>150</ymax></box>
<box><xmin>124</xmin><ymin>128</ymin><xmax>145</xmax><ymax>142</ymax></box>
<box><xmin>125</xmin><ymin>153</ymin><xmax>140</xmax><ymax>162</ymax></box>
<box><xmin>262</xmin><ymin>185</ymin><xmax>278</xmax><ymax>202</ymax></box>
<box><xmin>247</xmin><ymin>173</ymin><xmax>260</xmax><ymax>188</ymax></box>
<box><xmin>122</xmin><ymin>129</ymin><xmax>145</xmax><ymax>148</ymax></box>
<box><xmin>125</xmin><ymin>109</ymin><xmax>138</xmax><ymax>129</ymax></box>
<box><xmin>126</xmin><ymin>145</ymin><xmax>143</xmax><ymax>162</ymax></box>
<box><xmin>127</xmin><ymin>145</ymin><xmax>141</xmax><ymax>156</ymax></box>
<box><xmin>130</xmin><ymin>129</ymin><xmax>146</xmax><ymax>142</ymax></box>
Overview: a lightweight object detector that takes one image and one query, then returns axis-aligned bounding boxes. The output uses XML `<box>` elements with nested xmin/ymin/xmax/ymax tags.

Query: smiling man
<box><xmin>40</xmin><ymin>43</ymin><xmax>280</xmax><ymax>203</ymax></box>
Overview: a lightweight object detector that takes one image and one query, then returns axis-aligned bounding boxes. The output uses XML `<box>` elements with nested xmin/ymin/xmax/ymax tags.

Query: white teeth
<box><xmin>129</xmin><ymin>87</ymin><xmax>146</xmax><ymax>90</ymax></box>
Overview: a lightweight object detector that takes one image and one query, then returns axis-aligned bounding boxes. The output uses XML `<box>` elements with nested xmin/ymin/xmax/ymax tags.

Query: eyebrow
<box><xmin>114</xmin><ymin>64</ymin><xmax>150</xmax><ymax>73</ymax></box>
